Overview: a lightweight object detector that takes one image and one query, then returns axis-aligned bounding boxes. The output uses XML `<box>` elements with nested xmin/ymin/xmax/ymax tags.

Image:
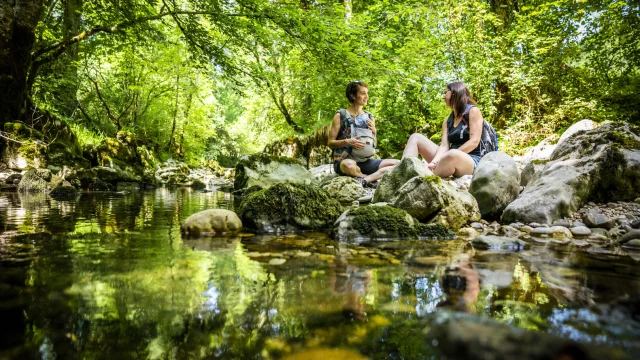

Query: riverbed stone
<box><xmin>530</xmin><ymin>227</ymin><xmax>553</xmax><ymax>237</ymax></box>
<box><xmin>181</xmin><ymin>209</ymin><xmax>243</xmax><ymax>236</ymax></box>
<box><xmin>502</xmin><ymin>123</ymin><xmax>640</xmax><ymax>225</ymax></box>
<box><xmin>372</xmin><ymin>157</ymin><xmax>430</xmax><ymax>203</ymax></box>
<box><xmin>116</xmin><ymin>182</ymin><xmax>141</xmax><ymax>192</ymax></box>
<box><xmin>616</xmin><ymin>229</ymin><xmax>640</xmax><ymax>245</ymax></box>
<box><xmin>49</xmin><ymin>180</ymin><xmax>77</xmax><ymax>197</ymax></box>
<box><xmin>570</xmin><ymin>226</ymin><xmax>592</xmax><ymax>237</ymax></box>
<box><xmin>469</xmin><ymin>152</ymin><xmax>520</xmax><ymax>219</ymax></box>
<box><xmin>552</xmin><ymin>220</ymin><xmax>571</xmax><ymax>228</ymax></box>
<box><xmin>238</xmin><ymin>183</ymin><xmax>342</xmax><ymax>233</ymax></box>
<box><xmin>472</xmin><ymin>235</ymin><xmax>529</xmax><ymax>251</ymax></box>
<box><xmin>551</xmin><ymin>226</ymin><xmax>573</xmax><ymax>239</ymax></box>
<box><xmin>391</xmin><ymin>175</ymin><xmax>481</xmax><ymax>230</ymax></box>
<box><xmin>321</xmin><ymin>176</ymin><xmax>366</xmax><ymax>203</ymax></box>
<box><xmin>17</xmin><ymin>168</ymin><xmax>53</xmax><ymax>192</ymax></box>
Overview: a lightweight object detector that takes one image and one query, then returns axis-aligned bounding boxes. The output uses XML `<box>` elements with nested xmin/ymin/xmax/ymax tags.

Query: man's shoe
<box><xmin>354</xmin><ymin>177</ymin><xmax>368</xmax><ymax>188</ymax></box>
<box><xmin>366</xmin><ymin>181</ymin><xmax>378</xmax><ymax>189</ymax></box>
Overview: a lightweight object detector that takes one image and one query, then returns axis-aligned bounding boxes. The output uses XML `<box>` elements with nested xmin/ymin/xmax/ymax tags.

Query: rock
<box><xmin>572</xmin><ymin>240</ymin><xmax>590</xmax><ymax>247</ymax></box>
<box><xmin>116</xmin><ymin>182</ymin><xmax>140</xmax><ymax>192</ymax></box>
<box><xmin>309</xmin><ymin>164</ymin><xmax>337</xmax><ymax>186</ymax></box>
<box><xmin>584</xmin><ymin>213</ymin><xmax>615</xmax><ymax>229</ymax></box>
<box><xmin>49</xmin><ymin>180</ymin><xmax>77</xmax><ymax>198</ymax></box>
<box><xmin>520</xmin><ymin>159</ymin><xmax>548</xmax><ymax>187</ymax></box>
<box><xmin>558</xmin><ymin>119</ymin><xmax>598</xmax><ymax>145</ymax></box>
<box><xmin>502</xmin><ymin>123</ymin><xmax>640</xmax><ymax>225</ymax></box>
<box><xmin>17</xmin><ymin>168</ymin><xmax>53</xmax><ymax>192</ymax></box>
<box><xmin>469</xmin><ymin>152</ymin><xmax>520</xmax><ymax>219</ymax></box>
<box><xmin>457</xmin><ymin>227</ymin><xmax>478</xmax><ymax>239</ymax></box>
<box><xmin>1</xmin><ymin>124</ymin><xmax>48</xmax><ymax>170</ymax></box>
<box><xmin>570</xmin><ymin>226</ymin><xmax>592</xmax><ymax>237</ymax></box>
<box><xmin>498</xmin><ymin>225</ymin><xmax>521</xmax><ymax>237</ymax></box>
<box><xmin>530</xmin><ymin>227</ymin><xmax>553</xmax><ymax>237</ymax></box>
<box><xmin>514</xmin><ymin>136</ymin><xmax>557</xmax><ymax>170</ymax></box>
<box><xmin>550</xmin><ymin>226</ymin><xmax>573</xmax><ymax>238</ymax></box>
<box><xmin>190</xmin><ymin>178</ymin><xmax>207</xmax><ymax>190</ymax></box>
<box><xmin>268</xmin><ymin>258</ymin><xmax>287</xmax><ymax>266</ymax></box>
<box><xmin>572</xmin><ymin>221</ymin><xmax>587</xmax><ymax>228</ymax></box>
<box><xmin>551</xmin><ymin>220</ymin><xmax>571</xmax><ymax>228</ymax></box>
<box><xmin>155</xmin><ymin>160</ymin><xmax>191</xmax><ymax>185</ymax></box>
<box><xmin>427</xmin><ymin>312</ymin><xmax>627</xmax><ymax>360</ymax></box>
<box><xmin>332</xmin><ymin>205</ymin><xmax>455</xmax><ymax>240</ymax></box>
<box><xmin>321</xmin><ymin>176</ymin><xmax>366</xmax><ymax>203</ymax></box>
<box><xmin>372</xmin><ymin>157</ymin><xmax>430</xmax><ymax>203</ymax></box>
<box><xmin>451</xmin><ymin>174</ymin><xmax>473</xmax><ymax>191</ymax></box>
<box><xmin>608</xmin><ymin>227</ymin><xmax>626</xmax><ymax>239</ymax></box>
<box><xmin>4</xmin><ymin>173</ymin><xmax>22</xmax><ymax>185</ymax></box>
<box><xmin>234</xmin><ymin>154</ymin><xmax>312</xmax><ymax>191</ymax></box>
<box><xmin>180</xmin><ymin>209</ymin><xmax>243</xmax><ymax>236</ymax></box>
<box><xmin>470</xmin><ymin>222</ymin><xmax>484</xmax><ymax>231</ymax></box>
<box><xmin>471</xmin><ymin>235</ymin><xmax>530</xmax><ymax>251</ymax></box>
<box><xmin>390</xmin><ymin>175</ymin><xmax>480</xmax><ymax>230</ymax></box>
<box><xmin>635</xmin><ymin>197</ymin><xmax>640</xmax><ymax>204</ymax></box>
<box><xmin>88</xmin><ymin>178</ymin><xmax>114</xmax><ymax>191</ymax></box>
<box><xmin>521</xmin><ymin>225</ymin><xmax>533</xmax><ymax>233</ymax></box>
<box><xmin>0</xmin><ymin>184</ymin><xmax>16</xmax><ymax>191</ymax></box>
<box><xmin>238</xmin><ymin>183</ymin><xmax>342</xmax><ymax>233</ymax></box>
<box><xmin>616</xmin><ymin>229</ymin><xmax>640</xmax><ymax>245</ymax></box>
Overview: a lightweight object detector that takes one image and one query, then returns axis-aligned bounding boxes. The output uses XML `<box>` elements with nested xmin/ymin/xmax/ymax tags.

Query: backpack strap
<box><xmin>460</xmin><ymin>104</ymin><xmax>475</xmax><ymax>126</ymax></box>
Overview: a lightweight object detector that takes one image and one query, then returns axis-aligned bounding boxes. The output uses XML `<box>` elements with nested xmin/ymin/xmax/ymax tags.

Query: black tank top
<box><xmin>447</xmin><ymin>104</ymin><xmax>482</xmax><ymax>157</ymax></box>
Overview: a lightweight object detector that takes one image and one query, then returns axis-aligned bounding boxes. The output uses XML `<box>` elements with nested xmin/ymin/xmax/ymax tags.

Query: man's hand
<box><xmin>347</xmin><ymin>136</ymin><xmax>365</xmax><ymax>149</ymax></box>
<box><xmin>427</xmin><ymin>161</ymin><xmax>438</xmax><ymax>170</ymax></box>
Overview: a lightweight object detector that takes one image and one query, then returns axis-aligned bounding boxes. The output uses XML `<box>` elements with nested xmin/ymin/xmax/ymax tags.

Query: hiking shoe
<box><xmin>354</xmin><ymin>177</ymin><xmax>368</xmax><ymax>188</ymax></box>
<box><xmin>366</xmin><ymin>181</ymin><xmax>378</xmax><ymax>189</ymax></box>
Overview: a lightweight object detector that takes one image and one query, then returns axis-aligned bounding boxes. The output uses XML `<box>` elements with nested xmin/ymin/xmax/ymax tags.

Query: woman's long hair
<box><xmin>447</xmin><ymin>81</ymin><xmax>477</xmax><ymax>118</ymax></box>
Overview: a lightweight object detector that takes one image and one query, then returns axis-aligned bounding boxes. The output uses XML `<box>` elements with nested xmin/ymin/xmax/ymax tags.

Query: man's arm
<box><xmin>328</xmin><ymin>112</ymin><xmax>364</xmax><ymax>149</ymax></box>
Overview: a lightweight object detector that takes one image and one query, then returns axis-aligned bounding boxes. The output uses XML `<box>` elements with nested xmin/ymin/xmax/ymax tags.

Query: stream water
<box><xmin>0</xmin><ymin>190</ymin><xmax>639</xmax><ymax>359</ymax></box>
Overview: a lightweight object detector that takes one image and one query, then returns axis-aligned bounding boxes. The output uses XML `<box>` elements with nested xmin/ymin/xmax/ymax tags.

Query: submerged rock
<box><xmin>181</xmin><ymin>209</ymin><xmax>243</xmax><ymax>236</ymax></box>
<box><xmin>238</xmin><ymin>183</ymin><xmax>342</xmax><ymax>233</ymax></box>
<box><xmin>469</xmin><ymin>152</ymin><xmax>520</xmax><ymax>219</ymax></box>
<box><xmin>391</xmin><ymin>175</ymin><xmax>480</xmax><ymax>230</ymax></box>
<box><xmin>471</xmin><ymin>235</ymin><xmax>529</xmax><ymax>251</ymax></box>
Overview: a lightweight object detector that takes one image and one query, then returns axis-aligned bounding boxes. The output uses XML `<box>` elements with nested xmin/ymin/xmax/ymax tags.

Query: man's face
<box><xmin>354</xmin><ymin>85</ymin><xmax>368</xmax><ymax>106</ymax></box>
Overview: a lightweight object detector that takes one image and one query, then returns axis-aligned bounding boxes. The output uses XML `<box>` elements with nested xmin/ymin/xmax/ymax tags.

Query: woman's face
<box><xmin>354</xmin><ymin>85</ymin><xmax>368</xmax><ymax>106</ymax></box>
<box><xmin>442</xmin><ymin>88</ymin><xmax>452</xmax><ymax>107</ymax></box>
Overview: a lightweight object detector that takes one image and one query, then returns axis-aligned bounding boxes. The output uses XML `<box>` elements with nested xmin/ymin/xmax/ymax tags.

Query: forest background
<box><xmin>1</xmin><ymin>0</ymin><xmax>638</xmax><ymax>168</ymax></box>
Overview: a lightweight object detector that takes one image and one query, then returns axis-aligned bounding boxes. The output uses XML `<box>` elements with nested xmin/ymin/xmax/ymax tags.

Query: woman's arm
<box><xmin>328</xmin><ymin>112</ymin><xmax>364</xmax><ymax>149</ymax></box>
<box><xmin>428</xmin><ymin>119</ymin><xmax>450</xmax><ymax>169</ymax></box>
<box><xmin>456</xmin><ymin>107</ymin><xmax>482</xmax><ymax>153</ymax></box>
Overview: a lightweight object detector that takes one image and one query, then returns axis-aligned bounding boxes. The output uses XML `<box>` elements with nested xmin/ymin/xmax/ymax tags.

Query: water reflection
<box><xmin>0</xmin><ymin>191</ymin><xmax>639</xmax><ymax>359</ymax></box>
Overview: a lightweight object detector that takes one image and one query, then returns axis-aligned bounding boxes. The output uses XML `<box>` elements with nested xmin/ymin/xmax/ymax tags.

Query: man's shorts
<box><xmin>334</xmin><ymin>158</ymin><xmax>383</xmax><ymax>176</ymax></box>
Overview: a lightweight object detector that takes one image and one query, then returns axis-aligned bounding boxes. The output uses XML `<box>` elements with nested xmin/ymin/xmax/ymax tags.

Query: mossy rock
<box><xmin>136</xmin><ymin>145</ymin><xmax>157</xmax><ymax>169</ymax></box>
<box><xmin>18</xmin><ymin>169</ymin><xmax>53</xmax><ymax>193</ymax></box>
<box><xmin>4</xmin><ymin>122</ymin><xmax>44</xmax><ymax>140</ymax></box>
<box><xmin>2</xmin><ymin>139</ymin><xmax>48</xmax><ymax>170</ymax></box>
<box><xmin>321</xmin><ymin>176</ymin><xmax>365</xmax><ymax>203</ymax></box>
<box><xmin>47</xmin><ymin>142</ymin><xmax>91</xmax><ymax>168</ymax></box>
<box><xmin>190</xmin><ymin>178</ymin><xmax>207</xmax><ymax>190</ymax></box>
<box><xmin>238</xmin><ymin>183</ymin><xmax>343</xmax><ymax>232</ymax></box>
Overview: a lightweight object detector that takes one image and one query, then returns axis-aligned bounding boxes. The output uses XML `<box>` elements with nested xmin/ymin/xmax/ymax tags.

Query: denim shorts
<box><xmin>334</xmin><ymin>158</ymin><xmax>383</xmax><ymax>175</ymax></box>
<box><xmin>470</xmin><ymin>154</ymin><xmax>481</xmax><ymax>168</ymax></box>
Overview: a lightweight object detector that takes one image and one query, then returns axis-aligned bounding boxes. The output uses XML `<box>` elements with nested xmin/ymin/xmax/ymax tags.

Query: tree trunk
<box><xmin>344</xmin><ymin>0</ymin><xmax>352</xmax><ymax>22</ymax></box>
<box><xmin>0</xmin><ymin>0</ymin><xmax>44</xmax><ymax>150</ymax></box>
<box><xmin>54</xmin><ymin>0</ymin><xmax>83</xmax><ymax>116</ymax></box>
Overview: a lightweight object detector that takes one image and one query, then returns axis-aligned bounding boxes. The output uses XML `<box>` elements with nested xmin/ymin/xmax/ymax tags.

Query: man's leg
<box><xmin>339</xmin><ymin>159</ymin><xmax>365</xmax><ymax>178</ymax></box>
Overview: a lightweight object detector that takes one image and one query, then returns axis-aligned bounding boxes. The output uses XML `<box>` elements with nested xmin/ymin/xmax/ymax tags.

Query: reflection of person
<box><xmin>438</xmin><ymin>254</ymin><xmax>480</xmax><ymax>313</ymax></box>
<box><xmin>328</xmin><ymin>80</ymin><xmax>399</xmax><ymax>188</ymax></box>
<box><xmin>328</xmin><ymin>260</ymin><xmax>373</xmax><ymax>321</ymax></box>
<box><xmin>402</xmin><ymin>82</ymin><xmax>485</xmax><ymax>177</ymax></box>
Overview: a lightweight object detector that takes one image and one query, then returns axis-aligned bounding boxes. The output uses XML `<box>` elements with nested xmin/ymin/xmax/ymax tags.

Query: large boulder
<box><xmin>18</xmin><ymin>168</ymin><xmax>55</xmax><ymax>192</ymax></box>
<box><xmin>373</xmin><ymin>157</ymin><xmax>430</xmax><ymax>203</ymax></box>
<box><xmin>181</xmin><ymin>209</ymin><xmax>243</xmax><ymax>236</ymax></box>
<box><xmin>321</xmin><ymin>176</ymin><xmax>365</xmax><ymax>203</ymax></box>
<box><xmin>155</xmin><ymin>160</ymin><xmax>190</xmax><ymax>185</ymax></box>
<box><xmin>237</xmin><ymin>183</ymin><xmax>343</xmax><ymax>232</ymax></box>
<box><xmin>502</xmin><ymin>122</ymin><xmax>640</xmax><ymax>224</ymax></box>
<box><xmin>1</xmin><ymin>123</ymin><xmax>48</xmax><ymax>170</ymax></box>
<box><xmin>309</xmin><ymin>164</ymin><xmax>337</xmax><ymax>186</ymax></box>
<box><xmin>333</xmin><ymin>204</ymin><xmax>455</xmax><ymax>240</ymax></box>
<box><xmin>234</xmin><ymin>154</ymin><xmax>313</xmax><ymax>191</ymax></box>
<box><xmin>520</xmin><ymin>159</ymin><xmax>547</xmax><ymax>187</ymax></box>
<box><xmin>469</xmin><ymin>152</ymin><xmax>520</xmax><ymax>219</ymax></box>
<box><xmin>391</xmin><ymin>175</ymin><xmax>481</xmax><ymax>230</ymax></box>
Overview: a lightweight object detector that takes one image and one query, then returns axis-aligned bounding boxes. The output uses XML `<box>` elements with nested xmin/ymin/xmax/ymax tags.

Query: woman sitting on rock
<box><xmin>402</xmin><ymin>81</ymin><xmax>485</xmax><ymax>177</ymax></box>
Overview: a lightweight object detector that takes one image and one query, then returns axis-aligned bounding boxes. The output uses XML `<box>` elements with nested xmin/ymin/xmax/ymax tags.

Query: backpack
<box><xmin>338</xmin><ymin>109</ymin><xmax>376</xmax><ymax>162</ymax></box>
<box><xmin>456</xmin><ymin>106</ymin><xmax>499</xmax><ymax>156</ymax></box>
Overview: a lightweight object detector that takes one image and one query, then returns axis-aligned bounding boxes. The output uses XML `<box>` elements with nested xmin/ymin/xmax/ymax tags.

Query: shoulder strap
<box><xmin>460</xmin><ymin>105</ymin><xmax>475</xmax><ymax>126</ymax></box>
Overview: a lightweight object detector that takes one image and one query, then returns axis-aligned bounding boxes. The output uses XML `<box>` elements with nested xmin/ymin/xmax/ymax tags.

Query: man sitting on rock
<box><xmin>328</xmin><ymin>80</ymin><xmax>399</xmax><ymax>188</ymax></box>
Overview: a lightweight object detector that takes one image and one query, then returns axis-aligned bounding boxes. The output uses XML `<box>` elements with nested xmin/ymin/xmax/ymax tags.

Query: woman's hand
<box><xmin>347</xmin><ymin>136</ymin><xmax>365</xmax><ymax>149</ymax></box>
<box><xmin>367</xmin><ymin>118</ymin><xmax>376</xmax><ymax>135</ymax></box>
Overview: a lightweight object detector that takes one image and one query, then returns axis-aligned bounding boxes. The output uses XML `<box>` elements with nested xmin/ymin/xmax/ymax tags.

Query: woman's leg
<box><xmin>403</xmin><ymin>133</ymin><xmax>439</xmax><ymax>161</ymax></box>
<box><xmin>433</xmin><ymin>149</ymin><xmax>475</xmax><ymax>177</ymax></box>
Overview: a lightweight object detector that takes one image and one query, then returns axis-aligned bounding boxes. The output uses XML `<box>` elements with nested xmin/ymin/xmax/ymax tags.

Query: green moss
<box><xmin>350</xmin><ymin>205</ymin><xmax>416</xmax><ymax>238</ymax></box>
<box><xmin>415</xmin><ymin>223</ymin><xmax>456</xmax><ymax>240</ymax></box>
<box><xmin>238</xmin><ymin>183</ymin><xmax>343</xmax><ymax>229</ymax></box>
<box><xmin>590</xmin><ymin>146</ymin><xmax>640</xmax><ymax>202</ymax></box>
<box><xmin>4</xmin><ymin>122</ymin><xmax>44</xmax><ymax>140</ymax></box>
<box><xmin>422</xmin><ymin>175</ymin><xmax>442</xmax><ymax>184</ymax></box>
<box><xmin>605</xmin><ymin>132</ymin><xmax>640</xmax><ymax>150</ymax></box>
<box><xmin>530</xmin><ymin>158</ymin><xmax>550</xmax><ymax>165</ymax></box>
<box><xmin>237</xmin><ymin>153</ymin><xmax>302</xmax><ymax>168</ymax></box>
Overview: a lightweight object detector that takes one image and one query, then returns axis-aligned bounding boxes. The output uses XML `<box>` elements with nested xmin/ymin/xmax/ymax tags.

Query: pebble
<box><xmin>571</xmin><ymin>221</ymin><xmax>587</xmax><ymax>228</ymax></box>
<box><xmin>521</xmin><ymin>226</ymin><xmax>533</xmax><ymax>234</ymax></box>
<box><xmin>529</xmin><ymin>222</ymin><xmax>542</xmax><ymax>228</ymax></box>
<box><xmin>551</xmin><ymin>226</ymin><xmax>572</xmax><ymax>238</ymax></box>
<box><xmin>588</xmin><ymin>234</ymin><xmax>608</xmax><ymax>242</ymax></box>
<box><xmin>552</xmin><ymin>220</ymin><xmax>571</xmax><ymax>228</ymax></box>
<box><xmin>268</xmin><ymin>258</ymin><xmax>287</xmax><ymax>266</ymax></box>
<box><xmin>570</xmin><ymin>226</ymin><xmax>591</xmax><ymax>237</ymax></box>
<box><xmin>584</xmin><ymin>213</ymin><xmax>615</xmax><ymax>229</ymax></box>
<box><xmin>631</xmin><ymin>220</ymin><xmax>640</xmax><ymax>229</ymax></box>
<box><xmin>500</xmin><ymin>226</ymin><xmax>522</xmax><ymax>237</ymax></box>
<box><xmin>623</xmin><ymin>240</ymin><xmax>640</xmax><ymax>248</ymax></box>
<box><xmin>530</xmin><ymin>227</ymin><xmax>553</xmax><ymax>236</ymax></box>
<box><xmin>295</xmin><ymin>251</ymin><xmax>312</xmax><ymax>258</ymax></box>
<box><xmin>470</xmin><ymin>222</ymin><xmax>484</xmax><ymax>231</ymax></box>
<box><xmin>509</xmin><ymin>222</ymin><xmax>525</xmax><ymax>229</ymax></box>
<box><xmin>457</xmin><ymin>227</ymin><xmax>478</xmax><ymax>239</ymax></box>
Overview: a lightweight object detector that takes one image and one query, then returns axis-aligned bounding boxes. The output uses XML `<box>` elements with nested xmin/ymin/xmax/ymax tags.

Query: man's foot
<box><xmin>366</xmin><ymin>181</ymin><xmax>378</xmax><ymax>189</ymax></box>
<box><xmin>354</xmin><ymin>177</ymin><xmax>368</xmax><ymax>188</ymax></box>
